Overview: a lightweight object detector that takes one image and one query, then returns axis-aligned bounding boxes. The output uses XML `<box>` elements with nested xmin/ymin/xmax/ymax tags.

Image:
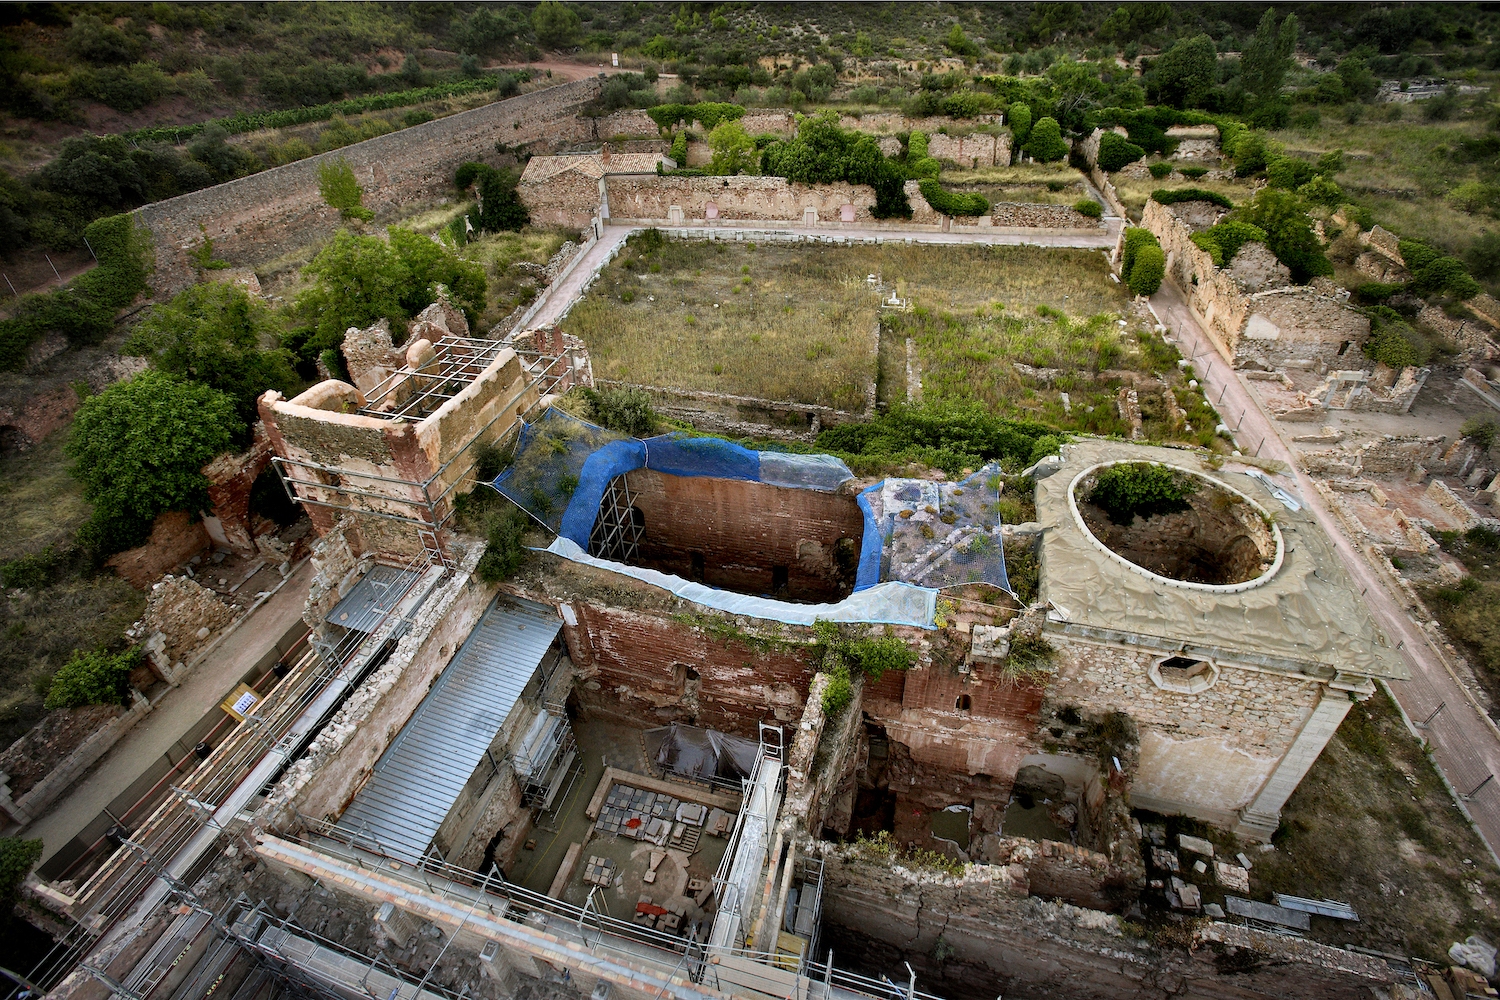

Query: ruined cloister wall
<box><xmin>558</xmin><ymin>599</ymin><xmax>819</xmax><ymax>735</ymax></box>
<box><xmin>604</xmin><ymin>174</ymin><xmax>882</xmax><ymax>225</ymax></box>
<box><xmin>136</xmin><ymin>78</ymin><xmax>605</xmax><ymax>293</ymax></box>
<box><xmin>623</xmin><ymin>470</ymin><xmax>866</xmax><ymax>601</ymax></box>
<box><xmin>818</xmin><ymin>845</ymin><xmax>1392</xmax><ymax>1000</ymax></box>
<box><xmin>415</xmin><ymin>350</ymin><xmax>537</xmax><ymax>503</ymax></box>
<box><xmin>257</xmin><ymin>545</ymin><xmax>496</xmax><ymax>830</ymax></box>
<box><xmin>1144</xmin><ymin>200</ymin><xmax>1369</xmax><ymax>371</ymax></box>
<box><xmin>1045</xmin><ymin>632</ymin><xmax>1325</xmax><ymax>826</ymax></box>
<box><xmin>861</xmin><ymin>659</ymin><xmax>1047</xmax><ymax>790</ymax></box>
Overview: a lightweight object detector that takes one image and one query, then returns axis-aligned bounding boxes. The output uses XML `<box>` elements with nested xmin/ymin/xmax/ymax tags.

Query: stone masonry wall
<box><xmin>136</xmin><ymin>77</ymin><xmax>604</xmax><ymax>293</ymax></box>
<box><xmin>520</xmin><ymin>166</ymin><xmax>602</xmax><ymax>230</ymax></box>
<box><xmin>818</xmin><ymin>845</ymin><xmax>1393</xmax><ymax>1000</ymax></box>
<box><xmin>604</xmin><ymin>174</ymin><xmax>881</xmax><ymax>224</ymax></box>
<box><xmin>1046</xmin><ymin>633</ymin><xmax>1324</xmax><ymax>824</ymax></box>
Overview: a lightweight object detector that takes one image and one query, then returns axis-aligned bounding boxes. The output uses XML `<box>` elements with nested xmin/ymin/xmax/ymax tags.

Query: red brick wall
<box><xmin>623</xmin><ymin>470</ymin><xmax>865</xmax><ymax>601</ymax></box>
<box><xmin>561</xmin><ymin>601</ymin><xmax>819</xmax><ymax>736</ymax></box>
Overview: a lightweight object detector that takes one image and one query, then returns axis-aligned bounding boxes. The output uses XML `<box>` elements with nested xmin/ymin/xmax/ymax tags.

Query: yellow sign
<box><xmin>221</xmin><ymin>683</ymin><xmax>261</xmax><ymax>721</ymax></box>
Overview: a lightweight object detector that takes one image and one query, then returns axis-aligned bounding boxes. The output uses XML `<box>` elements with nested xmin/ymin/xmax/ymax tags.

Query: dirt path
<box><xmin>22</xmin><ymin>560</ymin><xmax>315</xmax><ymax>865</ymax></box>
<box><xmin>1151</xmin><ymin>279</ymin><xmax>1500</xmax><ymax>861</ymax></box>
<box><xmin>496</xmin><ymin>59</ymin><xmax>628</xmax><ymax>82</ymax></box>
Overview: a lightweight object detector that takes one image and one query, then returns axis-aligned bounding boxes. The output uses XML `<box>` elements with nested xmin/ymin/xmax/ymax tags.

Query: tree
<box><xmin>1127</xmin><ymin>244</ymin><xmax>1165</xmax><ymax>296</ymax></box>
<box><xmin>944</xmin><ymin>24</ymin><xmax>979</xmax><ymax>58</ymax></box>
<box><xmin>387</xmin><ymin>227</ymin><xmax>487</xmax><ymax>322</ymax></box>
<box><xmin>125</xmin><ymin>282</ymin><xmax>297</xmax><ymax>428</ymax></box>
<box><xmin>1150</xmin><ymin>34</ymin><xmax>1218</xmax><ymax>109</ymax></box>
<box><xmin>1465</xmin><ymin>232</ymin><xmax>1500</xmax><ymax>281</ymax></box>
<box><xmin>318</xmin><ymin>157</ymin><xmax>373</xmax><ymax>221</ymax></box>
<box><xmin>45</xmin><ymin>647</ymin><xmax>141</xmax><ymax>710</ymax></box>
<box><xmin>1007</xmin><ymin>102</ymin><xmax>1032</xmax><ymax>146</ymax></box>
<box><xmin>67</xmin><ymin>370</ymin><xmax>241</xmax><ymax>553</ymax></box>
<box><xmin>531</xmin><ymin>1</ymin><xmax>580</xmax><ymax>49</ymax></box>
<box><xmin>1239</xmin><ymin>10</ymin><xmax>1298</xmax><ymax>108</ymax></box>
<box><xmin>1232</xmin><ymin>188</ymin><xmax>1332</xmax><ymax>282</ymax></box>
<box><xmin>458</xmin><ymin>162</ymin><xmax>528</xmax><ymax>232</ymax></box>
<box><xmin>1096</xmin><ymin>131</ymin><xmax>1145</xmax><ymax>172</ymax></box>
<box><xmin>1023</xmin><ymin>116</ymin><xmax>1068</xmax><ymax>162</ymax></box>
<box><xmin>1336</xmin><ymin>56</ymin><xmax>1379</xmax><ymax>103</ymax></box>
<box><xmin>0</xmin><ymin>838</ymin><xmax>43</xmax><ymax>909</ymax></box>
<box><xmin>708</xmin><ymin>120</ymin><xmax>757</xmax><ymax>176</ymax></box>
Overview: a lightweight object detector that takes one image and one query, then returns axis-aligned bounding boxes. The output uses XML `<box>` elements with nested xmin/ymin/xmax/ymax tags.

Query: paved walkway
<box><xmin>1151</xmin><ymin>280</ymin><xmax>1500</xmax><ymax>860</ymax></box>
<box><xmin>517</xmin><ymin>219</ymin><xmax>1122</xmax><ymax>335</ymax></box>
<box><xmin>23</xmin><ymin>560</ymin><xmax>315</xmax><ymax>865</ymax></box>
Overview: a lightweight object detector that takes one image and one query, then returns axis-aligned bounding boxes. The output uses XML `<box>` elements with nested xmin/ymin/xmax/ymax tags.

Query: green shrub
<box><xmin>815</xmin><ymin>401</ymin><xmax>1058</xmax><ymax>477</ymax></box>
<box><xmin>821</xmin><ymin>665</ymin><xmax>853</xmax><ymax>716</ymax></box>
<box><xmin>646</xmin><ymin>102</ymin><xmax>745</xmax><ymax>131</ymax></box>
<box><xmin>1410</xmin><ymin>257</ymin><xmax>1481</xmax><ymax>300</ymax></box>
<box><xmin>1073</xmin><ymin>199</ymin><xmax>1102</xmax><ymax>219</ymax></box>
<box><xmin>1179</xmin><ymin>166</ymin><xmax>1208</xmax><ymax>179</ymax></box>
<box><xmin>1023</xmin><ymin>116</ymin><xmax>1068</xmax><ymax>162</ymax></box>
<box><xmin>1463</xmin><ymin>416</ymin><xmax>1499</xmax><ymax>451</ymax></box>
<box><xmin>1007</xmin><ymin>103</ymin><xmax>1032</xmax><ymax>146</ymax></box>
<box><xmin>68</xmin><ymin>370</ymin><xmax>241</xmax><ymax>553</ymax></box>
<box><xmin>1096</xmin><ymin>131</ymin><xmax>1145</xmax><ymax>172</ymax></box>
<box><xmin>45</xmin><ymin>646</ymin><xmax>141</xmax><ymax>710</ymax></box>
<box><xmin>476</xmin><ymin>507</ymin><xmax>530</xmax><ymax>582</ymax></box>
<box><xmin>318</xmin><ymin>158</ymin><xmax>373</xmax><ymax>221</ymax></box>
<box><xmin>0</xmin><ymin>838</ymin><xmax>43</xmax><ymax>908</ymax></box>
<box><xmin>1147</xmin><ymin>161</ymin><xmax>1173</xmax><ymax>179</ymax></box>
<box><xmin>1353</xmin><ymin>281</ymin><xmax>1404</xmax><ymax>304</ymax></box>
<box><xmin>1230</xmin><ymin>188</ymin><xmax>1332</xmax><ymax>283</ymax></box>
<box><xmin>1189</xmin><ymin>220</ymin><xmax>1268</xmax><ymax>268</ymax></box>
<box><xmin>1006</xmin><ymin>634</ymin><xmax>1056</xmax><ymax>677</ymax></box>
<box><xmin>583</xmin><ymin>386</ymin><xmax>658</xmax><ymax>436</ymax></box>
<box><xmin>1151</xmin><ymin>187</ymin><xmax>1234</xmax><ymax>210</ymax></box>
<box><xmin>1120</xmin><ymin>227</ymin><xmax>1161</xmax><ymax>283</ymax></box>
<box><xmin>1127</xmin><ymin>244</ymin><xmax>1166</xmax><ymax>296</ymax></box>
<box><xmin>0</xmin><ymin>547</ymin><xmax>61</xmax><ymax>590</ymax></box>
<box><xmin>1363</xmin><ymin>314</ymin><xmax>1430</xmax><ymax>369</ymax></box>
<box><xmin>847</xmin><ymin>634</ymin><xmax>917</xmax><ymax>679</ymax></box>
<box><xmin>1398</xmin><ymin>239</ymin><xmax>1442</xmax><ymax>272</ymax></box>
<box><xmin>669</xmin><ymin>130</ymin><xmax>688</xmax><ymax>164</ymax></box>
<box><xmin>1088</xmin><ymin>461</ymin><xmax>1198</xmax><ymax>524</ymax></box>
<box><xmin>918</xmin><ymin>179</ymin><xmax>989</xmax><ymax>217</ymax></box>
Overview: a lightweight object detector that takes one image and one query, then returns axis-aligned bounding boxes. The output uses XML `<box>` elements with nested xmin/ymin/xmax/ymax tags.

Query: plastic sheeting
<box><xmin>643</xmin><ymin>723</ymin><xmax>759</xmax><ymax>783</ymax></box>
<box><xmin>544</xmin><ymin>537</ymin><xmax>937</xmax><ymax>627</ymax></box>
<box><xmin>493</xmin><ymin>410</ymin><xmax>856</xmax><ymax>547</ymax></box>
<box><xmin>861</xmin><ymin>465</ymin><xmax>1012</xmax><ymax>592</ymax></box>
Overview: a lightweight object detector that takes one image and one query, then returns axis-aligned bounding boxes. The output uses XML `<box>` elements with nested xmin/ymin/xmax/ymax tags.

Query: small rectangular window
<box><xmin>690</xmin><ymin>551</ymin><xmax>706</xmax><ymax>581</ymax></box>
<box><xmin>772</xmin><ymin>565</ymin><xmax>789</xmax><ymax>593</ymax></box>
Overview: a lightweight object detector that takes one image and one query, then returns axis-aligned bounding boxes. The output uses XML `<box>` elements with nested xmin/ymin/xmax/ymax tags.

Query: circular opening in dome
<box><xmin>1070</xmin><ymin>462</ymin><xmax>1280</xmax><ymax>588</ymax></box>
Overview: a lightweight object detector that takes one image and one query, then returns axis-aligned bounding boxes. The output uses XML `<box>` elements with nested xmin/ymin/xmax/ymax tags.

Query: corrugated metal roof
<box><xmin>335</xmin><ymin>594</ymin><xmax>562</xmax><ymax>862</ymax></box>
<box><xmin>327</xmin><ymin>565</ymin><xmax>423</xmax><ymax>634</ymax></box>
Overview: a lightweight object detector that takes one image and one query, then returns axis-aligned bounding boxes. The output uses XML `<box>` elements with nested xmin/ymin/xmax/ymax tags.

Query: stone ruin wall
<box><xmin>1144</xmin><ymin>199</ymin><xmax>1370</xmax><ymax>371</ymax></box>
<box><xmin>257</xmin><ymin>544</ymin><xmax>493</xmax><ymax>832</ymax></box>
<box><xmin>1045</xmin><ymin>633</ymin><xmax>1323</xmax><ymax>826</ymax></box>
<box><xmin>604</xmin><ymin>174</ymin><xmax>882</xmax><ymax>224</ymax></box>
<box><xmin>817</xmin><ymin>845</ymin><xmax>1393</xmax><ymax>1000</ymax></box>
<box><xmin>1302</xmin><ymin>433</ymin><xmax>1488</xmax><ymax>481</ymax></box>
<box><xmin>135</xmin><ymin>77</ymin><xmax>605</xmax><ymax>293</ymax></box>
<box><xmin>519</xmin><ymin>167</ymin><xmax>603</xmax><ymax>230</ymax></box>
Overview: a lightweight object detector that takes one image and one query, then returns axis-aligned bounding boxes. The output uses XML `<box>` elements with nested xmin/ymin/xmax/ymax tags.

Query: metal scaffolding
<box><xmin>588</xmin><ymin>474</ymin><xmax>644</xmax><ymax>563</ymax></box>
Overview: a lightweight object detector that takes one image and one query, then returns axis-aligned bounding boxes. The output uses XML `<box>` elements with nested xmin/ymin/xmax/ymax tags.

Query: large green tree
<box><xmin>531</xmin><ymin>1</ymin><xmax>580</xmax><ymax>48</ymax></box>
<box><xmin>67</xmin><ymin>370</ymin><xmax>241</xmax><ymax>553</ymax></box>
<box><xmin>296</xmin><ymin>227</ymin><xmax>487</xmax><ymax>356</ymax></box>
<box><xmin>1239</xmin><ymin>10</ymin><xmax>1298</xmax><ymax>108</ymax></box>
<box><xmin>125</xmin><ymin>282</ymin><xmax>297</xmax><ymax>428</ymax></box>
<box><xmin>1150</xmin><ymin>34</ymin><xmax>1218</xmax><ymax>109</ymax></box>
<box><xmin>1232</xmin><ymin>188</ymin><xmax>1333</xmax><ymax>283</ymax></box>
<box><xmin>708</xmin><ymin>120</ymin><xmax>757</xmax><ymax>176</ymax></box>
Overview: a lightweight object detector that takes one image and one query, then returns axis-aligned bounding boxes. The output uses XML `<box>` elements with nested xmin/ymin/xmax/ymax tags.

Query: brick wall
<box><xmin>135</xmin><ymin>78</ymin><xmax>604</xmax><ymax>293</ymax></box>
<box><xmin>561</xmin><ymin>601</ymin><xmax>819</xmax><ymax>735</ymax></box>
<box><xmin>622</xmin><ymin>470</ymin><xmax>865</xmax><ymax>601</ymax></box>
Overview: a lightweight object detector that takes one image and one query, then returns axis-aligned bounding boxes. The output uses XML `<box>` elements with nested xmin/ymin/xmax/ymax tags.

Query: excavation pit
<box><xmin>1069</xmin><ymin>462</ymin><xmax>1282</xmax><ymax>590</ymax></box>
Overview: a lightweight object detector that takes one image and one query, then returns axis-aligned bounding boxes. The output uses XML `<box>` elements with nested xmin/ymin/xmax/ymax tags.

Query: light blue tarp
<box><xmin>545</xmin><ymin>537</ymin><xmax>937</xmax><ymax>627</ymax></box>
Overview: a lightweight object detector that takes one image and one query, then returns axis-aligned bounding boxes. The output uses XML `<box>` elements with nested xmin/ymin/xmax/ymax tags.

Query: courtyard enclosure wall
<box><xmin>135</xmin><ymin>77</ymin><xmax>605</xmax><ymax>292</ymax></box>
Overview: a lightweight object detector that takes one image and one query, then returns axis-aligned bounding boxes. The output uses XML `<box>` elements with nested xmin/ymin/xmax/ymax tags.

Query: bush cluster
<box><xmin>1189</xmin><ymin>220</ymin><xmax>1268</xmax><ymax>267</ymax></box>
<box><xmin>1363</xmin><ymin>308</ymin><xmax>1431</xmax><ymax>370</ymax></box>
<box><xmin>1088</xmin><ymin>461</ymin><xmax>1199</xmax><ymax>524</ymax></box>
<box><xmin>45</xmin><ymin>646</ymin><xmax>142</xmax><ymax>710</ymax></box>
<box><xmin>455</xmin><ymin>162</ymin><xmax>529</xmax><ymax>233</ymax></box>
<box><xmin>1073</xmin><ymin>199</ymin><xmax>1103</xmax><ymax>219</ymax></box>
<box><xmin>1399</xmin><ymin>239</ymin><xmax>1482</xmax><ymax>300</ymax></box>
<box><xmin>813</xmin><ymin>620</ymin><xmax>915</xmax><ymax>716</ymax></box>
<box><xmin>646</xmin><ymin>102</ymin><xmax>745</xmax><ymax>132</ymax></box>
<box><xmin>816</xmin><ymin>401</ymin><xmax>1059</xmax><ymax>476</ymax></box>
<box><xmin>581</xmin><ymin>386</ymin><xmax>659</xmax><ymax>437</ymax></box>
<box><xmin>918</xmin><ymin>178</ymin><xmax>990</xmax><ymax>218</ymax></box>
<box><xmin>1120</xmin><ymin>227</ymin><xmax>1165</xmax><ymax>296</ymax></box>
<box><xmin>1096</xmin><ymin>131</ymin><xmax>1145</xmax><ymax>172</ymax></box>
<box><xmin>1151</xmin><ymin>187</ymin><xmax>1234</xmax><ymax>210</ymax></box>
<box><xmin>1022</xmin><ymin>116</ymin><xmax>1069</xmax><ymax>162</ymax></box>
<box><xmin>761</xmin><ymin>112</ymin><xmax>910</xmax><ymax>219</ymax></box>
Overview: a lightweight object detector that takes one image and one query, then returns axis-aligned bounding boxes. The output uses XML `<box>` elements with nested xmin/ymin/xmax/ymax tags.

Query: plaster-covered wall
<box><xmin>604</xmin><ymin>174</ymin><xmax>881</xmax><ymax>224</ymax></box>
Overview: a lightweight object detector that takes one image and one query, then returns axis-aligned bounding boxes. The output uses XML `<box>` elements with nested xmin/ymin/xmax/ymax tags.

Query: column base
<box><xmin>1234</xmin><ymin>808</ymin><xmax>1280</xmax><ymax>843</ymax></box>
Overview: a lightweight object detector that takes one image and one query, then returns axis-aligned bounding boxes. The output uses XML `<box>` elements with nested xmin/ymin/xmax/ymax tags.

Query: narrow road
<box><xmin>22</xmin><ymin>560</ymin><xmax>315</xmax><ymax>865</ymax></box>
<box><xmin>1151</xmin><ymin>280</ymin><xmax>1500</xmax><ymax>859</ymax></box>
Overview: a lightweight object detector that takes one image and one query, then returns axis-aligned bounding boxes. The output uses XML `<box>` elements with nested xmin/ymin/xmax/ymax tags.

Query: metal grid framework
<box><xmin>271</xmin><ymin>351</ymin><xmax>575</xmax><ymax>534</ymax></box>
<box><xmin>283</xmin><ymin>824</ymin><xmax>950</xmax><ymax>1000</ymax></box>
<box><xmin>358</xmin><ymin>336</ymin><xmax>508</xmax><ymax>421</ymax></box>
<box><xmin>8</xmin><ymin>557</ymin><xmax>444</xmax><ymax>1000</ymax></box>
<box><xmin>587</xmin><ymin>474</ymin><xmax>644</xmax><ymax>563</ymax></box>
<box><xmin>514</xmin><ymin>703</ymin><xmax>577</xmax><ymax>810</ymax></box>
